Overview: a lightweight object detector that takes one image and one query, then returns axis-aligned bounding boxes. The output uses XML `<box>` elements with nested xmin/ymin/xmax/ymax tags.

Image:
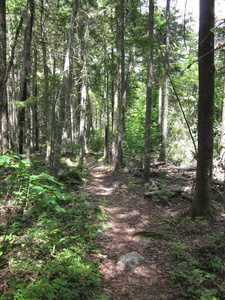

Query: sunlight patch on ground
<box><xmin>95</xmin><ymin>187</ymin><xmax>115</xmax><ymax>195</ymax></box>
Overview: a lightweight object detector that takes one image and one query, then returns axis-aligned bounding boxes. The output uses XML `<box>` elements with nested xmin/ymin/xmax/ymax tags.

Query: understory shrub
<box><xmin>0</xmin><ymin>153</ymin><xmax>107</xmax><ymax>299</ymax></box>
<box><xmin>170</xmin><ymin>234</ymin><xmax>225</xmax><ymax>299</ymax></box>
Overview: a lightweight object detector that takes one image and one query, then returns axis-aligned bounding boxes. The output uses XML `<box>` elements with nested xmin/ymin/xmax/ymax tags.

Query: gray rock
<box><xmin>111</xmin><ymin>181</ymin><xmax>121</xmax><ymax>188</ymax></box>
<box><xmin>117</xmin><ymin>251</ymin><xmax>144</xmax><ymax>268</ymax></box>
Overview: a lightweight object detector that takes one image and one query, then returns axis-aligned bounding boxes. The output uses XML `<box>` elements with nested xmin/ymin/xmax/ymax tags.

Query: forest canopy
<box><xmin>0</xmin><ymin>0</ymin><xmax>224</xmax><ymax>172</ymax></box>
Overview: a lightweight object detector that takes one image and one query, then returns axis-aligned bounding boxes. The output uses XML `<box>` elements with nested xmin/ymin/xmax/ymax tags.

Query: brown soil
<box><xmin>83</xmin><ymin>156</ymin><xmax>225</xmax><ymax>300</ymax></box>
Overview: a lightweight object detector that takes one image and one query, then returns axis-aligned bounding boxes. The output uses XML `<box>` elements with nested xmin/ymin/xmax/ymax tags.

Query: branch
<box><xmin>4</xmin><ymin>14</ymin><xmax>24</xmax><ymax>84</ymax></box>
<box><xmin>159</xmin><ymin>48</ymin><xmax>198</xmax><ymax>156</ymax></box>
<box><xmin>181</xmin><ymin>43</ymin><xmax>225</xmax><ymax>74</ymax></box>
<box><xmin>169</xmin><ymin>73</ymin><xmax>198</xmax><ymax>155</ymax></box>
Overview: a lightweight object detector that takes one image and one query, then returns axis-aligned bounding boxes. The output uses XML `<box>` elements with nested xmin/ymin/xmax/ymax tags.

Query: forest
<box><xmin>0</xmin><ymin>0</ymin><xmax>225</xmax><ymax>299</ymax></box>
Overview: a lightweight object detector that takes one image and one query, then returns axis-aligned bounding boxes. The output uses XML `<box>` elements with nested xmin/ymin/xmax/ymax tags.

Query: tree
<box><xmin>51</xmin><ymin>0</ymin><xmax>78</xmax><ymax>176</ymax></box>
<box><xmin>79</xmin><ymin>0</ymin><xmax>89</xmax><ymax>166</ymax></box>
<box><xmin>191</xmin><ymin>0</ymin><xmax>215</xmax><ymax>217</ymax></box>
<box><xmin>41</xmin><ymin>0</ymin><xmax>51</xmax><ymax>160</ymax></box>
<box><xmin>0</xmin><ymin>0</ymin><xmax>9</xmax><ymax>154</ymax></box>
<box><xmin>143</xmin><ymin>0</ymin><xmax>154</xmax><ymax>180</ymax></box>
<box><xmin>159</xmin><ymin>0</ymin><xmax>170</xmax><ymax>161</ymax></box>
<box><xmin>18</xmin><ymin>0</ymin><xmax>35</xmax><ymax>156</ymax></box>
<box><xmin>111</xmin><ymin>0</ymin><xmax>126</xmax><ymax>170</ymax></box>
<box><xmin>1</xmin><ymin>0</ymin><xmax>220</xmax><ymax>179</ymax></box>
<box><xmin>219</xmin><ymin>50</ymin><xmax>225</xmax><ymax>163</ymax></box>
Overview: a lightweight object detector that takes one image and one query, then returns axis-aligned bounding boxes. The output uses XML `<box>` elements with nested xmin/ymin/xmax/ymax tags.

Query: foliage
<box><xmin>0</xmin><ymin>153</ymin><xmax>107</xmax><ymax>299</ymax></box>
<box><xmin>3</xmin><ymin>0</ymin><xmax>225</xmax><ymax>168</ymax></box>
<box><xmin>88</xmin><ymin>131</ymin><xmax>104</xmax><ymax>153</ymax></box>
<box><xmin>170</xmin><ymin>233</ymin><xmax>225</xmax><ymax>299</ymax></box>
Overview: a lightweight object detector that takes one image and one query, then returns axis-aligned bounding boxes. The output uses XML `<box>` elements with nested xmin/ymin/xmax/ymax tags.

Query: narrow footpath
<box><xmin>84</xmin><ymin>158</ymin><xmax>180</xmax><ymax>300</ymax></box>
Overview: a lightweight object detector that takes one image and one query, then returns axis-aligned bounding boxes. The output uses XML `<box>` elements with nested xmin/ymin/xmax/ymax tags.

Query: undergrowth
<box><xmin>0</xmin><ymin>153</ymin><xmax>109</xmax><ymax>299</ymax></box>
<box><xmin>170</xmin><ymin>233</ymin><xmax>225</xmax><ymax>299</ymax></box>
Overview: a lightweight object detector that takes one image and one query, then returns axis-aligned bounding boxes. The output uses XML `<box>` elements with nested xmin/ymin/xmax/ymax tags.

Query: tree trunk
<box><xmin>143</xmin><ymin>0</ymin><xmax>154</xmax><ymax>181</ymax></box>
<box><xmin>51</xmin><ymin>0</ymin><xmax>78</xmax><ymax>176</ymax></box>
<box><xmin>111</xmin><ymin>2</ymin><xmax>123</xmax><ymax>170</ymax></box>
<box><xmin>41</xmin><ymin>0</ymin><xmax>51</xmax><ymax>161</ymax></box>
<box><xmin>191</xmin><ymin>0</ymin><xmax>215</xmax><ymax>217</ymax></box>
<box><xmin>79</xmin><ymin>0</ymin><xmax>89</xmax><ymax>166</ymax></box>
<box><xmin>158</xmin><ymin>82</ymin><xmax>162</xmax><ymax>133</ymax></box>
<box><xmin>33</xmin><ymin>44</ymin><xmax>39</xmax><ymax>152</ymax></box>
<box><xmin>159</xmin><ymin>0</ymin><xmax>170</xmax><ymax>161</ymax></box>
<box><xmin>116</xmin><ymin>0</ymin><xmax>126</xmax><ymax>168</ymax></box>
<box><xmin>0</xmin><ymin>0</ymin><xmax>9</xmax><ymax>154</ymax></box>
<box><xmin>219</xmin><ymin>52</ymin><xmax>225</xmax><ymax>164</ymax></box>
<box><xmin>111</xmin><ymin>0</ymin><xmax>129</xmax><ymax>170</ymax></box>
<box><xmin>103</xmin><ymin>63</ymin><xmax>110</xmax><ymax>162</ymax></box>
<box><xmin>18</xmin><ymin>0</ymin><xmax>34</xmax><ymax>156</ymax></box>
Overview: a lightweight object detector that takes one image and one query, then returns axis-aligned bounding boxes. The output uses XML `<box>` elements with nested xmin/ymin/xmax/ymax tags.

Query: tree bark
<box><xmin>159</xmin><ymin>0</ymin><xmax>170</xmax><ymax>161</ymax></box>
<box><xmin>79</xmin><ymin>0</ymin><xmax>89</xmax><ymax>166</ymax></box>
<box><xmin>111</xmin><ymin>0</ymin><xmax>125</xmax><ymax>170</ymax></box>
<box><xmin>41</xmin><ymin>0</ymin><xmax>51</xmax><ymax>161</ymax></box>
<box><xmin>191</xmin><ymin>0</ymin><xmax>215</xmax><ymax>217</ymax></box>
<box><xmin>219</xmin><ymin>51</ymin><xmax>225</xmax><ymax>166</ymax></box>
<box><xmin>0</xmin><ymin>0</ymin><xmax>9</xmax><ymax>154</ymax></box>
<box><xmin>18</xmin><ymin>0</ymin><xmax>34</xmax><ymax>156</ymax></box>
<box><xmin>143</xmin><ymin>0</ymin><xmax>154</xmax><ymax>181</ymax></box>
<box><xmin>115</xmin><ymin>0</ymin><xmax>126</xmax><ymax>169</ymax></box>
<box><xmin>51</xmin><ymin>0</ymin><xmax>78</xmax><ymax>176</ymax></box>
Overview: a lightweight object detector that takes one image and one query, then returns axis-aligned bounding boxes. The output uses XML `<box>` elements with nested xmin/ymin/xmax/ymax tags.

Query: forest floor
<box><xmin>83</xmin><ymin>155</ymin><xmax>225</xmax><ymax>300</ymax></box>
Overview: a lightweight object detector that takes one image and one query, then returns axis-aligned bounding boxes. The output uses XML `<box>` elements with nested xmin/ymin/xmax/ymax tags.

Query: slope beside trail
<box><xmin>83</xmin><ymin>157</ymin><xmax>183</xmax><ymax>300</ymax></box>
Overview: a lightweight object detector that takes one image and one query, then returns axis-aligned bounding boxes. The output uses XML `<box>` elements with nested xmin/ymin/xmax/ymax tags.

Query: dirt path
<box><xmin>84</xmin><ymin>159</ymin><xmax>181</xmax><ymax>300</ymax></box>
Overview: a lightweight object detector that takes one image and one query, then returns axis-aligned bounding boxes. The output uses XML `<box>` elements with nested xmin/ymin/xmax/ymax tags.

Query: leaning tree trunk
<box><xmin>191</xmin><ymin>0</ymin><xmax>215</xmax><ymax>217</ymax></box>
<box><xmin>0</xmin><ymin>0</ymin><xmax>9</xmax><ymax>154</ymax></box>
<box><xmin>143</xmin><ymin>0</ymin><xmax>154</xmax><ymax>181</ymax></box>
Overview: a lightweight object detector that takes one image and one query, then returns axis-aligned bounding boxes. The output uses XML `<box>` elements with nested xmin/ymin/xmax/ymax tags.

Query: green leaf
<box><xmin>0</xmin><ymin>155</ymin><xmax>10</xmax><ymax>164</ymax></box>
<box><xmin>55</xmin><ymin>205</ymin><xmax>66</xmax><ymax>213</ymax></box>
<box><xmin>42</xmin><ymin>195</ymin><xmax>56</xmax><ymax>204</ymax></box>
<box><xmin>30</xmin><ymin>185</ymin><xmax>45</xmax><ymax>195</ymax></box>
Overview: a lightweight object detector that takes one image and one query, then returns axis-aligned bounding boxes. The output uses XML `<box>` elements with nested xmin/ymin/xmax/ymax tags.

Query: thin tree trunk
<box><xmin>51</xmin><ymin>0</ymin><xmax>78</xmax><ymax>176</ymax></box>
<box><xmin>157</xmin><ymin>53</ymin><xmax>163</xmax><ymax>135</ymax></box>
<box><xmin>33</xmin><ymin>44</ymin><xmax>39</xmax><ymax>152</ymax></box>
<box><xmin>219</xmin><ymin>52</ymin><xmax>225</xmax><ymax>163</ymax></box>
<box><xmin>103</xmin><ymin>63</ymin><xmax>110</xmax><ymax>162</ymax></box>
<box><xmin>5</xmin><ymin>15</ymin><xmax>24</xmax><ymax>85</ymax></box>
<box><xmin>159</xmin><ymin>0</ymin><xmax>170</xmax><ymax>161</ymax></box>
<box><xmin>79</xmin><ymin>0</ymin><xmax>89</xmax><ymax>166</ymax></box>
<box><xmin>0</xmin><ymin>0</ymin><xmax>9</xmax><ymax>154</ymax></box>
<box><xmin>117</xmin><ymin>43</ymin><xmax>135</xmax><ymax>167</ymax></box>
<box><xmin>111</xmin><ymin>4</ymin><xmax>121</xmax><ymax>170</ymax></box>
<box><xmin>116</xmin><ymin>0</ymin><xmax>126</xmax><ymax>168</ymax></box>
<box><xmin>143</xmin><ymin>0</ymin><xmax>154</xmax><ymax>181</ymax></box>
<box><xmin>41</xmin><ymin>0</ymin><xmax>51</xmax><ymax>161</ymax></box>
<box><xmin>111</xmin><ymin>0</ymin><xmax>126</xmax><ymax>170</ymax></box>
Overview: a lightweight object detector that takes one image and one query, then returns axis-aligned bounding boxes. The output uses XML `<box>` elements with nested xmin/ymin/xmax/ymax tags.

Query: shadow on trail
<box><xmin>84</xmin><ymin>160</ymin><xmax>178</xmax><ymax>300</ymax></box>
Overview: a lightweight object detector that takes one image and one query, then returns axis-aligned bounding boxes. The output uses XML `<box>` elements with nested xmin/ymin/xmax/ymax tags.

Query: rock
<box><xmin>111</xmin><ymin>181</ymin><xmax>121</xmax><ymax>188</ymax></box>
<box><xmin>117</xmin><ymin>251</ymin><xmax>144</xmax><ymax>268</ymax></box>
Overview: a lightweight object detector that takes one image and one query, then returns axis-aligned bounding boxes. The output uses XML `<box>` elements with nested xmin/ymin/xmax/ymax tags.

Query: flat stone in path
<box><xmin>117</xmin><ymin>251</ymin><xmax>144</xmax><ymax>269</ymax></box>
